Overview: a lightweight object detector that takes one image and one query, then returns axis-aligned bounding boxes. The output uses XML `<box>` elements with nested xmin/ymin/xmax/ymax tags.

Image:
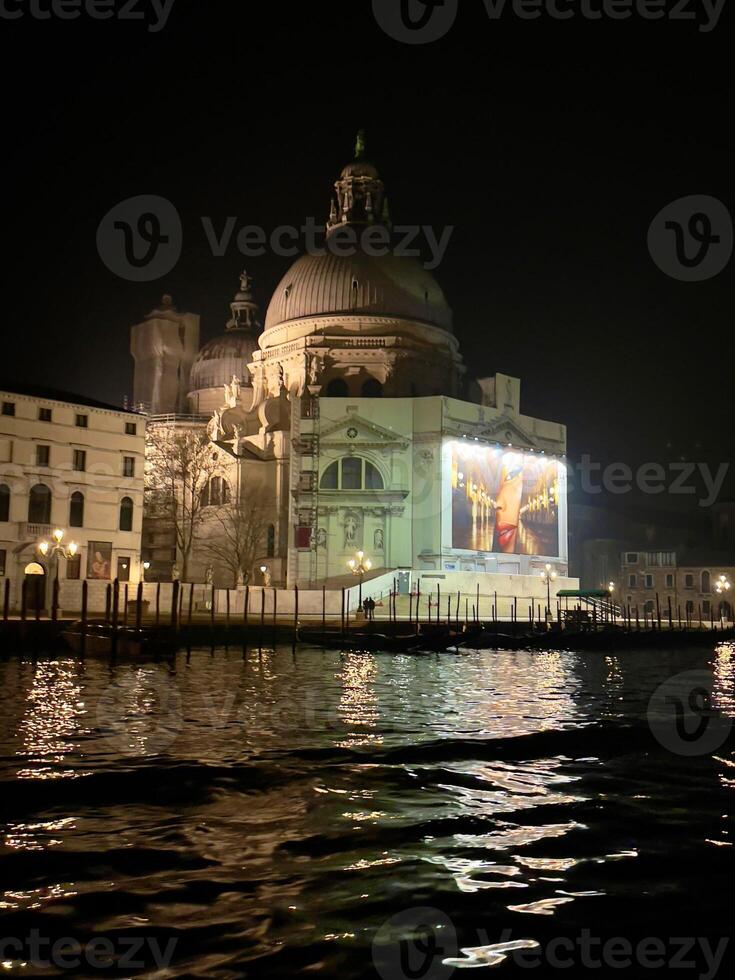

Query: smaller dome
<box><xmin>340</xmin><ymin>158</ymin><xmax>379</xmax><ymax>180</ymax></box>
<box><xmin>189</xmin><ymin>330</ymin><xmax>258</xmax><ymax>392</ymax></box>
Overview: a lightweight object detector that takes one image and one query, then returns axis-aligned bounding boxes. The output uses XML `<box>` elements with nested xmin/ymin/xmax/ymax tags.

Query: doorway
<box><xmin>23</xmin><ymin>562</ymin><xmax>46</xmax><ymax>612</ymax></box>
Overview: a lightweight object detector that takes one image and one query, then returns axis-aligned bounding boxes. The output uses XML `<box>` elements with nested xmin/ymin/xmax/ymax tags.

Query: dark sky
<box><xmin>2</xmin><ymin>0</ymin><xmax>734</xmax><ymax>479</ymax></box>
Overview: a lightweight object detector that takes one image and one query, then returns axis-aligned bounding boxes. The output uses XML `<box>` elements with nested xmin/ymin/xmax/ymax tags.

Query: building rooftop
<box><xmin>0</xmin><ymin>382</ymin><xmax>142</xmax><ymax>416</ymax></box>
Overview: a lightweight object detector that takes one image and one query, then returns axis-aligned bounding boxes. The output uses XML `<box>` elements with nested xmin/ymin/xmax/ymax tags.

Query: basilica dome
<box><xmin>262</xmin><ymin>132</ymin><xmax>453</xmax><ymax>346</ymax></box>
<box><xmin>262</xmin><ymin>250</ymin><xmax>453</xmax><ymax>341</ymax></box>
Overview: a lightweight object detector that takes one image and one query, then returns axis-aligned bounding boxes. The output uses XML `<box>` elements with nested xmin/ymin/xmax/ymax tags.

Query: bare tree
<box><xmin>197</xmin><ymin>496</ymin><xmax>269</xmax><ymax>587</ymax></box>
<box><xmin>145</xmin><ymin>423</ymin><xmax>224</xmax><ymax>581</ymax></box>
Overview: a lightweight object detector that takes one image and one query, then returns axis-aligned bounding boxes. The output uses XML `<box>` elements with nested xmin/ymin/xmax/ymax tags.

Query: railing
<box><xmin>19</xmin><ymin>523</ymin><xmax>53</xmax><ymax>540</ymax></box>
<box><xmin>147</xmin><ymin>414</ymin><xmax>209</xmax><ymax>425</ymax></box>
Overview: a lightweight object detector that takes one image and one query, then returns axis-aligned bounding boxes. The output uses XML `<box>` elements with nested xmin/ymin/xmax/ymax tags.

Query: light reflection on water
<box><xmin>0</xmin><ymin>645</ymin><xmax>733</xmax><ymax>977</ymax></box>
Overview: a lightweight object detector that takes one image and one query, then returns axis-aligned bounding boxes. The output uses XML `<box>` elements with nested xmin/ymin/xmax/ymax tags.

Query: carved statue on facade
<box><xmin>224</xmin><ymin>375</ymin><xmax>241</xmax><ymax>409</ymax></box>
<box><xmin>316</xmin><ymin>527</ymin><xmax>327</xmax><ymax>549</ymax></box>
<box><xmin>236</xmin><ymin>569</ymin><xmax>245</xmax><ymax>588</ymax></box>
<box><xmin>374</xmin><ymin>528</ymin><xmax>384</xmax><ymax>552</ymax></box>
<box><xmin>308</xmin><ymin>353</ymin><xmax>321</xmax><ymax>386</ymax></box>
<box><xmin>172</xmin><ymin>563</ymin><xmax>181</xmax><ymax>581</ymax></box>
<box><xmin>208</xmin><ymin>408</ymin><xmax>223</xmax><ymax>441</ymax></box>
<box><xmin>343</xmin><ymin>511</ymin><xmax>359</xmax><ymax>549</ymax></box>
<box><xmin>205</xmin><ymin>564</ymin><xmax>214</xmax><ymax>586</ymax></box>
<box><xmin>250</xmin><ymin>363</ymin><xmax>266</xmax><ymax>408</ymax></box>
<box><xmin>230</xmin><ymin>424</ymin><xmax>242</xmax><ymax>454</ymax></box>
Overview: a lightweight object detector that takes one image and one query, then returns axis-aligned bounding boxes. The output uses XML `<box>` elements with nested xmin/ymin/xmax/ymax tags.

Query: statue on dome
<box><xmin>239</xmin><ymin>269</ymin><xmax>253</xmax><ymax>294</ymax></box>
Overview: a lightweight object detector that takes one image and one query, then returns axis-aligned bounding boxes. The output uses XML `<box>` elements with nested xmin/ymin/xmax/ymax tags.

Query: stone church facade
<box><xmin>132</xmin><ymin>137</ymin><xmax>570</xmax><ymax>590</ymax></box>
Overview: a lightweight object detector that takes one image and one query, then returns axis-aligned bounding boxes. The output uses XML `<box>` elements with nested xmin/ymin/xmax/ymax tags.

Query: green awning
<box><xmin>557</xmin><ymin>589</ymin><xmax>611</xmax><ymax>598</ymax></box>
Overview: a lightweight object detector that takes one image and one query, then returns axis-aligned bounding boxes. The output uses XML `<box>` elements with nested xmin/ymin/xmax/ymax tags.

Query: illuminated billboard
<box><xmin>449</xmin><ymin>440</ymin><xmax>561</xmax><ymax>557</ymax></box>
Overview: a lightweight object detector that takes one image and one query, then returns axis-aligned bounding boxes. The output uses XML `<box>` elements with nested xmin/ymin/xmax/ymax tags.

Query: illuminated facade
<box><xmin>132</xmin><ymin>137</ymin><xmax>572</xmax><ymax>591</ymax></box>
<box><xmin>0</xmin><ymin>386</ymin><xmax>145</xmax><ymax>608</ymax></box>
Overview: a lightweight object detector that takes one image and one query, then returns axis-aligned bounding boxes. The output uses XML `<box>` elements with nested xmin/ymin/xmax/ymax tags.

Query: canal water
<box><xmin>0</xmin><ymin>645</ymin><xmax>733</xmax><ymax>978</ymax></box>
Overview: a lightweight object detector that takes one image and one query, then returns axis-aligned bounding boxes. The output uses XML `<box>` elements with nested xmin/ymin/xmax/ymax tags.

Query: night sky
<box><xmin>2</xmin><ymin>1</ymin><xmax>734</xmax><ymax>484</ymax></box>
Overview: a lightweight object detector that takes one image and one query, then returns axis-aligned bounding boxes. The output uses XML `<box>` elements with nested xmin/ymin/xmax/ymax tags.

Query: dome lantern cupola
<box><xmin>189</xmin><ymin>270</ymin><xmax>262</xmax><ymax>404</ymax></box>
<box><xmin>326</xmin><ymin>129</ymin><xmax>390</xmax><ymax>236</ymax></box>
<box><xmin>228</xmin><ymin>269</ymin><xmax>262</xmax><ymax>332</ymax></box>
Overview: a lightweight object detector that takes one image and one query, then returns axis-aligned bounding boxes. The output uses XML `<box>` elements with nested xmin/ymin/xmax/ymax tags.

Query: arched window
<box><xmin>28</xmin><ymin>484</ymin><xmax>51</xmax><ymax>524</ymax></box>
<box><xmin>326</xmin><ymin>378</ymin><xmax>349</xmax><ymax>397</ymax></box>
<box><xmin>267</xmin><ymin>524</ymin><xmax>276</xmax><ymax>558</ymax></box>
<box><xmin>701</xmin><ymin>570</ymin><xmax>711</xmax><ymax>593</ymax></box>
<box><xmin>0</xmin><ymin>484</ymin><xmax>9</xmax><ymax>523</ymax></box>
<box><xmin>319</xmin><ymin>458</ymin><xmax>384</xmax><ymax>491</ymax></box>
<box><xmin>119</xmin><ymin>496</ymin><xmax>134</xmax><ymax>532</ymax></box>
<box><xmin>201</xmin><ymin>477</ymin><xmax>231</xmax><ymax>508</ymax></box>
<box><xmin>361</xmin><ymin>378</ymin><xmax>383</xmax><ymax>398</ymax></box>
<box><xmin>69</xmin><ymin>491</ymin><xmax>84</xmax><ymax>528</ymax></box>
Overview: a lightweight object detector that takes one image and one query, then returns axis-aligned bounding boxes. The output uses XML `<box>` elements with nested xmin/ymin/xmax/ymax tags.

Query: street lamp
<box><xmin>37</xmin><ymin>529</ymin><xmax>79</xmax><ymax>614</ymax></box>
<box><xmin>141</xmin><ymin>560</ymin><xmax>151</xmax><ymax>582</ymax></box>
<box><xmin>540</xmin><ymin>563</ymin><xmax>557</xmax><ymax>619</ymax></box>
<box><xmin>348</xmin><ymin>550</ymin><xmax>372</xmax><ymax>606</ymax></box>
<box><xmin>715</xmin><ymin>574</ymin><xmax>731</xmax><ymax>625</ymax></box>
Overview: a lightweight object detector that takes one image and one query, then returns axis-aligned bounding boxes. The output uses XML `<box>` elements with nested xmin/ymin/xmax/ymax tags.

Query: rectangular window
<box><xmin>125</xmin><ymin>422</ymin><xmax>137</xmax><ymax>436</ymax></box>
<box><xmin>685</xmin><ymin>574</ymin><xmax>694</xmax><ymax>588</ymax></box>
<box><xmin>644</xmin><ymin>574</ymin><xmax>654</xmax><ymax>589</ymax></box>
<box><xmin>123</xmin><ymin>456</ymin><xmax>135</xmax><ymax>478</ymax></box>
<box><xmin>625</xmin><ymin>553</ymin><xmax>638</xmax><ymax>564</ymax></box>
<box><xmin>703</xmin><ymin>600</ymin><xmax>711</xmax><ymax>615</ymax></box>
<box><xmin>39</xmin><ymin>407</ymin><xmax>52</xmax><ymax>422</ymax></box>
<box><xmin>0</xmin><ymin>548</ymin><xmax>6</xmax><ymax>576</ymax></box>
<box><xmin>666</xmin><ymin>574</ymin><xmax>674</xmax><ymax>588</ymax></box>
<box><xmin>66</xmin><ymin>555</ymin><xmax>81</xmax><ymax>581</ymax></box>
<box><xmin>75</xmin><ymin>414</ymin><xmax>88</xmax><ymax>428</ymax></box>
<box><xmin>2</xmin><ymin>402</ymin><xmax>15</xmax><ymax>417</ymax></box>
<box><xmin>73</xmin><ymin>450</ymin><xmax>86</xmax><ymax>472</ymax></box>
<box><xmin>628</xmin><ymin>574</ymin><xmax>636</xmax><ymax>588</ymax></box>
<box><xmin>36</xmin><ymin>445</ymin><xmax>50</xmax><ymax>467</ymax></box>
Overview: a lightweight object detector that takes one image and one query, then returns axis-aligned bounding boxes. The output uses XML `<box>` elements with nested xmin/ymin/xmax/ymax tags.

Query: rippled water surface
<box><xmin>1</xmin><ymin>645</ymin><xmax>734</xmax><ymax>978</ymax></box>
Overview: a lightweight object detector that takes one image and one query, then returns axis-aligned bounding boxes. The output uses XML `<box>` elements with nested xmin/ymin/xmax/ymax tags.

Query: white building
<box><xmin>132</xmin><ymin>136</ymin><xmax>574</xmax><ymax>601</ymax></box>
<box><xmin>0</xmin><ymin>385</ymin><xmax>145</xmax><ymax>610</ymax></box>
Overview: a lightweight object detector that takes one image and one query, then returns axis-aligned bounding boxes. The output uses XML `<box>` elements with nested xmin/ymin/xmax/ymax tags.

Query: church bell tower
<box><xmin>130</xmin><ymin>294</ymin><xmax>200</xmax><ymax>415</ymax></box>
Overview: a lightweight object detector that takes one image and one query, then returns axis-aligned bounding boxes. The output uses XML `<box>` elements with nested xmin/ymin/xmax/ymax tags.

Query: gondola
<box><xmin>62</xmin><ymin>623</ymin><xmax>180</xmax><ymax>659</ymax></box>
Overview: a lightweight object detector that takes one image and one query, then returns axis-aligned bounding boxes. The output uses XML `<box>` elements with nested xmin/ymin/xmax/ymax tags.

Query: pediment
<box><xmin>478</xmin><ymin>415</ymin><xmax>537</xmax><ymax>449</ymax></box>
<box><xmin>319</xmin><ymin>413</ymin><xmax>409</xmax><ymax>449</ymax></box>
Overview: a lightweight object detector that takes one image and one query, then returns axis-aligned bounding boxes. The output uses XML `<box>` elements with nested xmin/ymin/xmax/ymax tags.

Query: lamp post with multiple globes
<box><xmin>540</xmin><ymin>563</ymin><xmax>557</xmax><ymax>620</ymax></box>
<box><xmin>37</xmin><ymin>528</ymin><xmax>79</xmax><ymax>615</ymax></box>
<box><xmin>715</xmin><ymin>574</ymin><xmax>731</xmax><ymax>626</ymax></box>
<box><xmin>348</xmin><ymin>550</ymin><xmax>372</xmax><ymax>606</ymax></box>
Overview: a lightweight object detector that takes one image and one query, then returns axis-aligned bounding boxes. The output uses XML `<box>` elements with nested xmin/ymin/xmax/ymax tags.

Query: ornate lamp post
<box><xmin>715</xmin><ymin>574</ymin><xmax>731</xmax><ymax>625</ymax></box>
<box><xmin>348</xmin><ymin>550</ymin><xmax>372</xmax><ymax>606</ymax></box>
<box><xmin>540</xmin><ymin>563</ymin><xmax>557</xmax><ymax>620</ymax></box>
<box><xmin>37</xmin><ymin>528</ymin><xmax>79</xmax><ymax>614</ymax></box>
